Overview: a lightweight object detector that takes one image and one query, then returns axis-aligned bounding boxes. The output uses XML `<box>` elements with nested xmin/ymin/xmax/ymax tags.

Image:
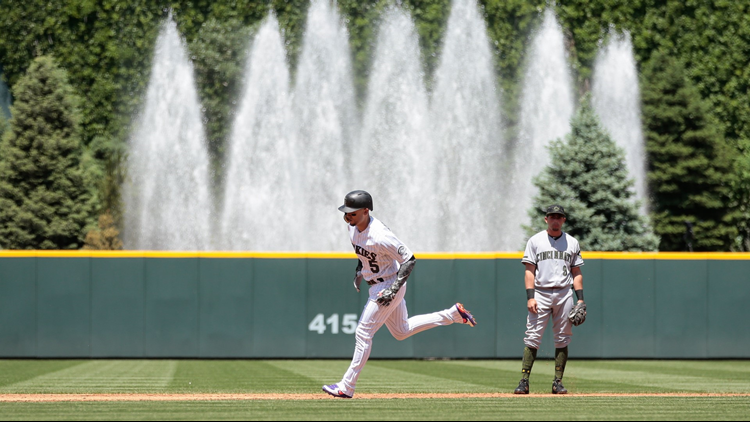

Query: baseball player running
<box><xmin>514</xmin><ymin>205</ymin><xmax>586</xmax><ymax>395</ymax></box>
<box><xmin>323</xmin><ymin>190</ymin><xmax>477</xmax><ymax>399</ymax></box>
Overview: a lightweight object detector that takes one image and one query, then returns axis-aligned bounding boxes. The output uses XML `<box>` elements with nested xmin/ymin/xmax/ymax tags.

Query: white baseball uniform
<box><xmin>521</xmin><ymin>230</ymin><xmax>584</xmax><ymax>349</ymax></box>
<box><xmin>337</xmin><ymin>216</ymin><xmax>465</xmax><ymax>396</ymax></box>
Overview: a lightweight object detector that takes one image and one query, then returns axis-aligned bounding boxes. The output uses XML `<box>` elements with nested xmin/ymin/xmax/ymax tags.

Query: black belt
<box><xmin>367</xmin><ymin>277</ymin><xmax>385</xmax><ymax>286</ymax></box>
<box><xmin>536</xmin><ymin>285</ymin><xmax>573</xmax><ymax>291</ymax></box>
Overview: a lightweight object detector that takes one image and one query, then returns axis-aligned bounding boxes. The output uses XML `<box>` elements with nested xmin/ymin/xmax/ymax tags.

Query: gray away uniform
<box><xmin>521</xmin><ymin>231</ymin><xmax>584</xmax><ymax>349</ymax></box>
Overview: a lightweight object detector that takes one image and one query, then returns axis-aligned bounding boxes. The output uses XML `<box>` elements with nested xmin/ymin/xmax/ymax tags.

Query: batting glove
<box><xmin>376</xmin><ymin>287</ymin><xmax>397</xmax><ymax>306</ymax></box>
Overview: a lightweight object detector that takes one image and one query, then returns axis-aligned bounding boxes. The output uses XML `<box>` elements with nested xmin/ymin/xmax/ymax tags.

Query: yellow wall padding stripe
<box><xmin>1</xmin><ymin>251</ymin><xmax>750</xmax><ymax>260</ymax></box>
<box><xmin>0</xmin><ymin>251</ymin><xmax>355</xmax><ymax>259</ymax></box>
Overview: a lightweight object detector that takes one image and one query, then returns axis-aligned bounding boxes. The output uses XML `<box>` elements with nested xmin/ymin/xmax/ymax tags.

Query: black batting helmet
<box><xmin>338</xmin><ymin>190</ymin><xmax>374</xmax><ymax>213</ymax></box>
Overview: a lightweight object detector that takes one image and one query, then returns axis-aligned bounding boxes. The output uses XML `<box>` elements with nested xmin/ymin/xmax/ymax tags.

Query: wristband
<box><xmin>526</xmin><ymin>289</ymin><xmax>535</xmax><ymax>300</ymax></box>
<box><xmin>575</xmin><ymin>289</ymin><xmax>584</xmax><ymax>301</ymax></box>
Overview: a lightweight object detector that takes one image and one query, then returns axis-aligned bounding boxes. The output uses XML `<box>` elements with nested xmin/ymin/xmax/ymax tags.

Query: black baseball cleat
<box><xmin>552</xmin><ymin>378</ymin><xmax>567</xmax><ymax>394</ymax></box>
<box><xmin>513</xmin><ymin>378</ymin><xmax>529</xmax><ymax>394</ymax></box>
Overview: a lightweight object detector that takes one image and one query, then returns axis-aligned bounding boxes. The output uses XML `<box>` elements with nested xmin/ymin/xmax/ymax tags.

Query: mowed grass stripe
<box><xmin>580</xmin><ymin>360</ymin><xmax>750</xmax><ymax>376</ymax></box>
<box><xmin>265</xmin><ymin>360</ymin><xmax>353</xmax><ymax>389</ymax></box>
<box><xmin>1</xmin><ymin>397</ymin><xmax>749</xmax><ymax>421</ymax></box>
<box><xmin>439</xmin><ymin>360</ymin><xmax>644</xmax><ymax>394</ymax></box>
<box><xmin>1</xmin><ymin>360</ymin><xmax>749</xmax><ymax>396</ymax></box>
<box><xmin>0</xmin><ymin>361</ymin><xmax>177</xmax><ymax>394</ymax></box>
<box><xmin>364</xmin><ymin>360</ymin><xmax>511</xmax><ymax>391</ymax></box>
<box><xmin>168</xmin><ymin>361</ymin><xmax>327</xmax><ymax>393</ymax></box>
<box><xmin>352</xmin><ymin>361</ymin><xmax>489</xmax><ymax>393</ymax></box>
<box><xmin>563</xmin><ymin>367</ymin><xmax>750</xmax><ymax>393</ymax></box>
<box><xmin>444</xmin><ymin>360</ymin><xmax>750</xmax><ymax>393</ymax></box>
<box><xmin>0</xmin><ymin>361</ymin><xmax>84</xmax><ymax>389</ymax></box>
<box><xmin>268</xmin><ymin>360</ymin><xmax>488</xmax><ymax>393</ymax></box>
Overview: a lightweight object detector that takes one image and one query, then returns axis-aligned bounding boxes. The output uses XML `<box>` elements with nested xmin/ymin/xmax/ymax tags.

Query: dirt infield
<box><xmin>1</xmin><ymin>393</ymin><xmax>749</xmax><ymax>402</ymax></box>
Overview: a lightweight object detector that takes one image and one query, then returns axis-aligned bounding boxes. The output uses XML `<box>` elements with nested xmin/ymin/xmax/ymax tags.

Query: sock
<box><xmin>555</xmin><ymin>346</ymin><xmax>568</xmax><ymax>380</ymax></box>
<box><xmin>521</xmin><ymin>347</ymin><xmax>537</xmax><ymax>380</ymax></box>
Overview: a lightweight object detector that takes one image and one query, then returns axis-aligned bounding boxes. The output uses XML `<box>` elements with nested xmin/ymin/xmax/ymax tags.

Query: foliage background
<box><xmin>0</xmin><ymin>56</ymin><xmax>97</xmax><ymax>249</ymax></box>
<box><xmin>527</xmin><ymin>100</ymin><xmax>660</xmax><ymax>252</ymax></box>
<box><xmin>0</xmin><ymin>0</ymin><xmax>748</xmax><ymax>250</ymax></box>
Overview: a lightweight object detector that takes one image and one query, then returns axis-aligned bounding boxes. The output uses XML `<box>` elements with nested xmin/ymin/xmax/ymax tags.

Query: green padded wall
<box><xmin>36</xmin><ymin>258</ymin><xmax>91</xmax><ymax>357</ymax></box>
<box><xmin>199</xmin><ymin>258</ymin><xmax>254</xmax><ymax>358</ymax></box>
<box><xmin>144</xmin><ymin>258</ymin><xmax>200</xmax><ymax>357</ymax></box>
<box><xmin>91</xmin><ymin>258</ymin><xmax>145</xmax><ymax>357</ymax></box>
<box><xmin>251</xmin><ymin>259</ymin><xmax>307</xmax><ymax>357</ymax></box>
<box><xmin>0</xmin><ymin>258</ymin><xmax>36</xmax><ymax>356</ymax></box>
<box><xmin>0</xmin><ymin>254</ymin><xmax>747</xmax><ymax>358</ymax></box>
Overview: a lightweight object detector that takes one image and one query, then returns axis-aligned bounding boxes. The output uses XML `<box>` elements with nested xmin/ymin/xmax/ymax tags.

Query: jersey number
<box><xmin>562</xmin><ymin>266</ymin><xmax>568</xmax><ymax>276</ymax></box>
<box><xmin>368</xmin><ymin>259</ymin><xmax>379</xmax><ymax>273</ymax></box>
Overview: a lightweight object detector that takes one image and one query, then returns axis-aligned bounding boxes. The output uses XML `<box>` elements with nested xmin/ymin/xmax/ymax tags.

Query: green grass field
<box><xmin>0</xmin><ymin>359</ymin><xmax>749</xmax><ymax>420</ymax></box>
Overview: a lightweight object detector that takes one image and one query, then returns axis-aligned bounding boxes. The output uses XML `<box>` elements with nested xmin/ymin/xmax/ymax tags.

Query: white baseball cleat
<box><xmin>322</xmin><ymin>383</ymin><xmax>353</xmax><ymax>398</ymax></box>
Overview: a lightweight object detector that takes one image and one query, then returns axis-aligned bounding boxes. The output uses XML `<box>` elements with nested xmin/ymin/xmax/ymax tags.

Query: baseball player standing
<box><xmin>323</xmin><ymin>190</ymin><xmax>477</xmax><ymax>399</ymax></box>
<box><xmin>514</xmin><ymin>205</ymin><xmax>586</xmax><ymax>395</ymax></box>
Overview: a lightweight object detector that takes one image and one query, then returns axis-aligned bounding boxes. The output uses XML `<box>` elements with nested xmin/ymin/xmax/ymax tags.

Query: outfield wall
<box><xmin>0</xmin><ymin>251</ymin><xmax>748</xmax><ymax>359</ymax></box>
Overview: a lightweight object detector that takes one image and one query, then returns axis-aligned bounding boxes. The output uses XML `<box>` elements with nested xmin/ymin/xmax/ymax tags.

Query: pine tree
<box><xmin>526</xmin><ymin>99</ymin><xmax>659</xmax><ymax>251</ymax></box>
<box><xmin>0</xmin><ymin>112</ymin><xmax>7</xmax><ymax>140</ymax></box>
<box><xmin>735</xmin><ymin>137</ymin><xmax>750</xmax><ymax>251</ymax></box>
<box><xmin>640</xmin><ymin>51</ymin><xmax>737</xmax><ymax>251</ymax></box>
<box><xmin>0</xmin><ymin>56</ymin><xmax>97</xmax><ymax>249</ymax></box>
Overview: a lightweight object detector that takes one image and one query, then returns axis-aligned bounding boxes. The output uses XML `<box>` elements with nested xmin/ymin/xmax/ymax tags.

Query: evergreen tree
<box><xmin>0</xmin><ymin>112</ymin><xmax>7</xmax><ymax>140</ymax></box>
<box><xmin>0</xmin><ymin>56</ymin><xmax>97</xmax><ymax>249</ymax></box>
<box><xmin>641</xmin><ymin>51</ymin><xmax>737</xmax><ymax>251</ymax></box>
<box><xmin>526</xmin><ymin>99</ymin><xmax>659</xmax><ymax>252</ymax></box>
<box><xmin>735</xmin><ymin>138</ymin><xmax>750</xmax><ymax>251</ymax></box>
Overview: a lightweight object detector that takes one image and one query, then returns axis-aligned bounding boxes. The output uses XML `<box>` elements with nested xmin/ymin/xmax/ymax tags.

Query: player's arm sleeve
<box><xmin>393</xmin><ymin>255</ymin><xmax>416</xmax><ymax>289</ymax></box>
<box><xmin>572</xmin><ymin>245</ymin><xmax>584</xmax><ymax>267</ymax></box>
<box><xmin>355</xmin><ymin>259</ymin><xmax>363</xmax><ymax>275</ymax></box>
<box><xmin>521</xmin><ymin>239</ymin><xmax>536</xmax><ymax>266</ymax></box>
<box><xmin>383</xmin><ymin>231</ymin><xmax>415</xmax><ymax>290</ymax></box>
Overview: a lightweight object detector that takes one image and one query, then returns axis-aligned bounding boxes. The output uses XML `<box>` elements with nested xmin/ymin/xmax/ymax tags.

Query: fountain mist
<box><xmin>592</xmin><ymin>32</ymin><xmax>648</xmax><ymax>213</ymax></box>
<box><xmin>357</xmin><ymin>7</ymin><xmax>436</xmax><ymax>250</ymax></box>
<box><xmin>430</xmin><ymin>0</ymin><xmax>506</xmax><ymax>251</ymax></box>
<box><xmin>508</xmin><ymin>8</ymin><xmax>574</xmax><ymax>249</ymax></box>
<box><xmin>122</xmin><ymin>18</ymin><xmax>213</xmax><ymax>250</ymax></box>
<box><xmin>292</xmin><ymin>0</ymin><xmax>358</xmax><ymax>251</ymax></box>
<box><xmin>220</xmin><ymin>14</ymin><xmax>298</xmax><ymax>250</ymax></box>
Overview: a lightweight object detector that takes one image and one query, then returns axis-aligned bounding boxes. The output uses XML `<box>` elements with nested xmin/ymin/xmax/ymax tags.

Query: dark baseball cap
<box><xmin>545</xmin><ymin>205</ymin><xmax>566</xmax><ymax>217</ymax></box>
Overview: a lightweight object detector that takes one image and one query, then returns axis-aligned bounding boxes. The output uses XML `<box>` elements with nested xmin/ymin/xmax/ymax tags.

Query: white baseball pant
<box><xmin>339</xmin><ymin>282</ymin><xmax>462</xmax><ymax>394</ymax></box>
<box><xmin>524</xmin><ymin>287</ymin><xmax>574</xmax><ymax>350</ymax></box>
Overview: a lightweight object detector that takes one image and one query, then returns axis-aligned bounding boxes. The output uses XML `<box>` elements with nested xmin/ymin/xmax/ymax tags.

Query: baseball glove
<box><xmin>568</xmin><ymin>302</ymin><xmax>586</xmax><ymax>326</ymax></box>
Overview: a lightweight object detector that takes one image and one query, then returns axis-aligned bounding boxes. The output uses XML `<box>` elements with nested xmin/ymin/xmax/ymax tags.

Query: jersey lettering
<box><xmin>349</xmin><ymin>217</ymin><xmax>413</xmax><ymax>284</ymax></box>
<box><xmin>536</xmin><ymin>251</ymin><xmax>571</xmax><ymax>263</ymax></box>
<box><xmin>353</xmin><ymin>245</ymin><xmax>380</xmax><ymax>273</ymax></box>
<box><xmin>522</xmin><ymin>231</ymin><xmax>584</xmax><ymax>289</ymax></box>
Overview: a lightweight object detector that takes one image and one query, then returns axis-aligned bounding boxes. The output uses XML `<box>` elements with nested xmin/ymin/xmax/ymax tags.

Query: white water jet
<box><xmin>430</xmin><ymin>0</ymin><xmax>505</xmax><ymax>251</ymax></box>
<box><xmin>292</xmin><ymin>0</ymin><xmax>358</xmax><ymax>251</ymax></box>
<box><xmin>357</xmin><ymin>7</ymin><xmax>436</xmax><ymax>251</ymax></box>
<box><xmin>122</xmin><ymin>18</ymin><xmax>213</xmax><ymax>250</ymax></box>
<box><xmin>509</xmin><ymin>8</ymin><xmax>574</xmax><ymax>249</ymax></box>
<box><xmin>592</xmin><ymin>32</ymin><xmax>648</xmax><ymax>213</ymax></box>
<box><xmin>220</xmin><ymin>14</ymin><xmax>298</xmax><ymax>250</ymax></box>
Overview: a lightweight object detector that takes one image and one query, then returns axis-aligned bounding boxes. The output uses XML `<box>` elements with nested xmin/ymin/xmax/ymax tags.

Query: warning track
<box><xmin>1</xmin><ymin>393</ymin><xmax>749</xmax><ymax>402</ymax></box>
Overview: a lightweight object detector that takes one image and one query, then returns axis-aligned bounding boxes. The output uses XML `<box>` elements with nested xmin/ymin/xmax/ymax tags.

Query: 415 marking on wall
<box><xmin>308</xmin><ymin>313</ymin><xmax>358</xmax><ymax>334</ymax></box>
